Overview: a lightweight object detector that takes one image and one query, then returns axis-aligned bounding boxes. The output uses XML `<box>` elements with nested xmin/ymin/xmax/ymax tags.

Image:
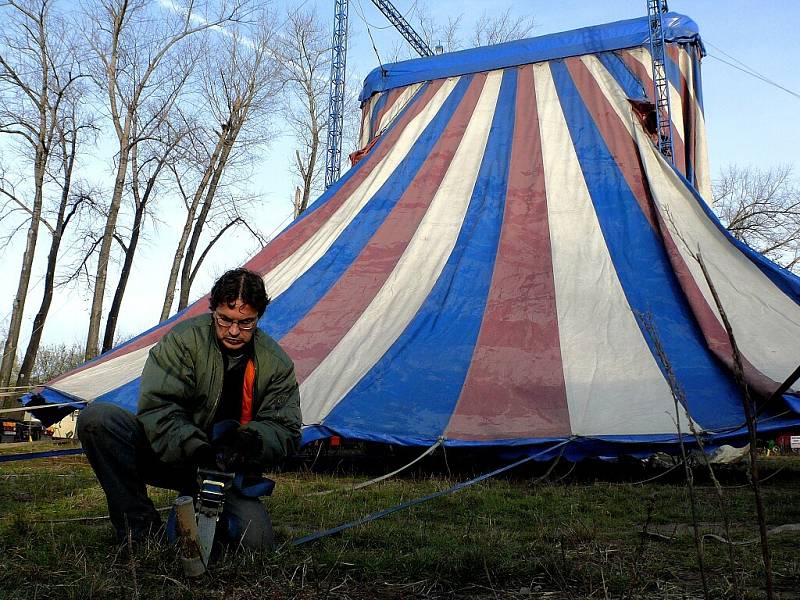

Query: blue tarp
<box><xmin>360</xmin><ymin>12</ymin><xmax>703</xmax><ymax>102</ymax></box>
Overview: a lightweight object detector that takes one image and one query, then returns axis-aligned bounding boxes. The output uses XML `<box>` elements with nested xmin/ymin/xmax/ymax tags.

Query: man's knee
<box><xmin>76</xmin><ymin>402</ymin><xmax>137</xmax><ymax>441</ymax></box>
<box><xmin>223</xmin><ymin>496</ymin><xmax>273</xmax><ymax>550</ymax></box>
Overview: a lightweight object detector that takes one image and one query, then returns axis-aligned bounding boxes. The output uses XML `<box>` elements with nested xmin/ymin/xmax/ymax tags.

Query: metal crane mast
<box><xmin>369</xmin><ymin>0</ymin><xmax>433</xmax><ymax>57</ymax></box>
<box><xmin>647</xmin><ymin>0</ymin><xmax>674</xmax><ymax>163</ymax></box>
<box><xmin>325</xmin><ymin>0</ymin><xmax>349</xmax><ymax>189</ymax></box>
<box><xmin>325</xmin><ymin>0</ymin><xmax>432</xmax><ymax>188</ymax></box>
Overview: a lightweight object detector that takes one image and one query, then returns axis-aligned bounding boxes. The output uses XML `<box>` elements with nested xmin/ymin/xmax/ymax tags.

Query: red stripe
<box><xmin>280</xmin><ymin>74</ymin><xmax>489</xmax><ymax>383</ymax></box>
<box><xmin>668</xmin><ymin>44</ymin><xmax>695</xmax><ymax>178</ymax></box>
<box><xmin>618</xmin><ymin>50</ymin><xmax>688</xmax><ymax>177</ymax></box>
<box><xmin>445</xmin><ymin>66</ymin><xmax>571</xmax><ymax>441</ymax></box>
<box><xmin>358</xmin><ymin>102</ymin><xmax>370</xmax><ymax>145</ymax></box>
<box><xmin>242</xmin><ymin>80</ymin><xmax>444</xmax><ymax>277</ymax></box>
<box><xmin>566</xmin><ymin>58</ymin><xmax>780</xmax><ymax>397</ymax></box>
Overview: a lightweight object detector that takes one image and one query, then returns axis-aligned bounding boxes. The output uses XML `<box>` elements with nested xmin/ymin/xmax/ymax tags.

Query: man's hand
<box><xmin>212</xmin><ymin>428</ymin><xmax>261</xmax><ymax>473</ymax></box>
<box><xmin>189</xmin><ymin>443</ymin><xmax>218</xmax><ymax>470</ymax></box>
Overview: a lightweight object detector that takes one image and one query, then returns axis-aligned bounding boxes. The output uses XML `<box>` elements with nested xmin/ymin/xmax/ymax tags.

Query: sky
<box><xmin>1</xmin><ymin>0</ymin><xmax>799</xmax><ymax>353</ymax></box>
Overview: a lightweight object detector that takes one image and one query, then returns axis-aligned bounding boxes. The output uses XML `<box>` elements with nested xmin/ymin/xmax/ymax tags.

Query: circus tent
<box><xmin>31</xmin><ymin>13</ymin><xmax>800</xmax><ymax>458</ymax></box>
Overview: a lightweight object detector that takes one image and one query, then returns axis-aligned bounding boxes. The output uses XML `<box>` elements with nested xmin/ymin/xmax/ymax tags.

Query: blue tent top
<box><xmin>360</xmin><ymin>12</ymin><xmax>702</xmax><ymax>102</ymax></box>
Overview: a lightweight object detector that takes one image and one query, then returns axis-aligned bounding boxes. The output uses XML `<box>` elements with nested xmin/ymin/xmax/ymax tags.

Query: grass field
<box><xmin>1</xmin><ymin>441</ymin><xmax>798</xmax><ymax>599</ymax></box>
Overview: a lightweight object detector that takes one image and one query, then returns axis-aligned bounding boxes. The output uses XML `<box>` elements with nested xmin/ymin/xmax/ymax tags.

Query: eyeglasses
<box><xmin>214</xmin><ymin>312</ymin><xmax>258</xmax><ymax>331</ymax></box>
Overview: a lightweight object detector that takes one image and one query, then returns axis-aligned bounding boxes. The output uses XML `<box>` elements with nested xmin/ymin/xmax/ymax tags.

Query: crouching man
<box><xmin>77</xmin><ymin>268</ymin><xmax>302</xmax><ymax>550</ymax></box>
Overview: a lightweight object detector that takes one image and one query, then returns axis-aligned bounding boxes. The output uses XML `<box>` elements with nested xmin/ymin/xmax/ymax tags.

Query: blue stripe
<box><xmin>323</xmin><ymin>69</ymin><xmax>519</xmax><ymax>441</ymax></box>
<box><xmin>94</xmin><ymin>378</ymin><xmax>141</xmax><ymax>413</ymax></box>
<box><xmin>29</xmin><ymin>379</ymin><xmax>140</xmax><ymax>414</ymax></box>
<box><xmin>28</xmin><ymin>387</ymin><xmax>86</xmax><ymax>406</ymax></box>
<box><xmin>598</xmin><ymin>52</ymin><xmax>645</xmax><ymax>99</ymax></box>
<box><xmin>549</xmin><ymin>59</ymin><xmax>744</xmax><ymax>430</ymax></box>
<box><xmin>263</xmin><ymin>76</ymin><xmax>475</xmax><ymax>341</ymax></box>
<box><xmin>369</xmin><ymin>92</ymin><xmax>389</xmax><ymax>136</ymax></box>
<box><xmin>690</xmin><ymin>45</ymin><xmax>704</xmax><ymax>114</ymax></box>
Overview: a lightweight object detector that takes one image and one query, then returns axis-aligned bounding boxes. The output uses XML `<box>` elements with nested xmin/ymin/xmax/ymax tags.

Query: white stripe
<box><xmin>634</xmin><ymin>123</ymin><xmax>800</xmax><ymax>389</ymax></box>
<box><xmin>263</xmin><ymin>77</ymin><xmax>461</xmax><ymax>301</ymax></box>
<box><xmin>49</xmin><ymin>345</ymin><xmax>153</xmax><ymax>402</ymax></box>
<box><xmin>358</xmin><ymin>98</ymin><xmax>374</xmax><ymax>149</ymax></box>
<box><xmin>581</xmin><ymin>55</ymin><xmax>639</xmax><ymax>135</ymax></box>
<box><xmin>534</xmin><ymin>62</ymin><xmax>686</xmax><ymax>436</ymax></box>
<box><xmin>300</xmin><ymin>70</ymin><xmax>502</xmax><ymax>425</ymax></box>
<box><xmin>359</xmin><ymin>92</ymin><xmax>381</xmax><ymax>148</ymax></box>
<box><xmin>377</xmin><ymin>83</ymin><xmax>424</xmax><ymax>134</ymax></box>
<box><xmin>675</xmin><ymin>47</ymin><xmax>713</xmax><ymax>201</ymax></box>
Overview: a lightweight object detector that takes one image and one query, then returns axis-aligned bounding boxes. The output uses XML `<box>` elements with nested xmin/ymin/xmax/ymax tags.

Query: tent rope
<box><xmin>0</xmin><ymin>401</ymin><xmax>86</xmax><ymax>415</ymax></box>
<box><xmin>288</xmin><ymin>438</ymin><xmax>575</xmax><ymax>547</ymax></box>
<box><xmin>306</xmin><ymin>437</ymin><xmax>445</xmax><ymax>497</ymax></box>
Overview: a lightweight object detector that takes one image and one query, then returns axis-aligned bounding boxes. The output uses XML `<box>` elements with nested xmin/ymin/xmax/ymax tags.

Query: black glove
<box><xmin>213</xmin><ymin>428</ymin><xmax>262</xmax><ymax>473</ymax></box>
<box><xmin>190</xmin><ymin>442</ymin><xmax>218</xmax><ymax>470</ymax></box>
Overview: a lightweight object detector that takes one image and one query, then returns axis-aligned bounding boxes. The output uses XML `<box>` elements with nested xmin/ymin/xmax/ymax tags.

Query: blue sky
<box><xmin>2</xmin><ymin>0</ymin><xmax>798</xmax><ymax>349</ymax></box>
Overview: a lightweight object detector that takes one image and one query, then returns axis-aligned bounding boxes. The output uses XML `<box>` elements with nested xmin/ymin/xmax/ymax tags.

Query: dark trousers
<box><xmin>76</xmin><ymin>402</ymin><xmax>272</xmax><ymax>548</ymax></box>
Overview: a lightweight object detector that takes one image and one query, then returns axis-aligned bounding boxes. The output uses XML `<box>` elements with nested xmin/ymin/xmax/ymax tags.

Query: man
<box><xmin>77</xmin><ymin>268</ymin><xmax>302</xmax><ymax>550</ymax></box>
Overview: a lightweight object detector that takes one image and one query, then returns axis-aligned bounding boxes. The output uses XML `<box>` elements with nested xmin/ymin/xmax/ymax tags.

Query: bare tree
<box><xmin>25</xmin><ymin>341</ymin><xmax>84</xmax><ymax>384</ymax></box>
<box><xmin>470</xmin><ymin>8</ymin><xmax>536</xmax><ymax>47</ymax></box>
<box><xmin>415</xmin><ymin>8</ymin><xmax>463</xmax><ymax>54</ymax></box>
<box><xmin>82</xmin><ymin>0</ymin><xmax>249</xmax><ymax>360</ymax></box>
<box><xmin>0</xmin><ymin>0</ymin><xmax>85</xmax><ymax>389</ymax></box>
<box><xmin>100</xmin><ymin>118</ymin><xmax>189</xmax><ymax>352</ymax></box>
<box><xmin>385</xmin><ymin>4</ymin><xmax>534</xmax><ymax>61</ymax></box>
<box><xmin>278</xmin><ymin>8</ymin><xmax>329</xmax><ymax>217</ymax></box>
<box><xmin>16</xmin><ymin>98</ymin><xmax>98</xmax><ymax>387</ymax></box>
<box><xmin>159</xmin><ymin>20</ymin><xmax>279</xmax><ymax>320</ymax></box>
<box><xmin>713</xmin><ymin>164</ymin><xmax>800</xmax><ymax>273</ymax></box>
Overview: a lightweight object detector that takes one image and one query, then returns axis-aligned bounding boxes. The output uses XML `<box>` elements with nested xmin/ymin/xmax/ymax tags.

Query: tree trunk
<box><xmin>84</xmin><ymin>144</ymin><xmax>129</xmax><ymax>360</ymax></box>
<box><xmin>160</xmin><ymin>134</ymin><xmax>228</xmax><ymax>322</ymax></box>
<box><xmin>16</xmin><ymin>133</ymin><xmax>79</xmax><ymax>387</ymax></box>
<box><xmin>177</xmin><ymin>125</ymin><xmax>239</xmax><ymax>311</ymax></box>
<box><xmin>101</xmin><ymin>134</ymin><xmax>171</xmax><ymax>352</ymax></box>
<box><xmin>0</xmin><ymin>152</ymin><xmax>46</xmax><ymax>389</ymax></box>
<box><xmin>101</xmin><ymin>198</ymin><xmax>143</xmax><ymax>352</ymax></box>
<box><xmin>299</xmin><ymin>128</ymin><xmax>318</xmax><ymax>215</ymax></box>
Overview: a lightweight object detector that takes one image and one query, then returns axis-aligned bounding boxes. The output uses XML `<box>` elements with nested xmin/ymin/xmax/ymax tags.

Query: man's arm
<box><xmin>137</xmin><ymin>331</ymin><xmax>210</xmax><ymax>464</ymax></box>
<box><xmin>244</xmin><ymin>357</ymin><xmax>302</xmax><ymax>467</ymax></box>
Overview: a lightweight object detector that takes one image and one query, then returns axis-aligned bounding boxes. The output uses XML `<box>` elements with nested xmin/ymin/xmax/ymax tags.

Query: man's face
<box><xmin>213</xmin><ymin>299</ymin><xmax>259</xmax><ymax>352</ymax></box>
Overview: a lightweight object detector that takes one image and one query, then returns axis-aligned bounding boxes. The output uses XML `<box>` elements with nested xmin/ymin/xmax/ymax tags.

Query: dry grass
<box><xmin>1</xmin><ymin>444</ymin><xmax>799</xmax><ymax>599</ymax></box>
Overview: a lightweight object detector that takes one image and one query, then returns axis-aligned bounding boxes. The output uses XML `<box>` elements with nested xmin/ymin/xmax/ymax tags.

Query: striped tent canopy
<box><xmin>35</xmin><ymin>13</ymin><xmax>800</xmax><ymax>459</ymax></box>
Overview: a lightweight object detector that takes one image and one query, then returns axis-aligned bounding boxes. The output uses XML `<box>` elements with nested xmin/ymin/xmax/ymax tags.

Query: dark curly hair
<box><xmin>209</xmin><ymin>268</ymin><xmax>270</xmax><ymax>317</ymax></box>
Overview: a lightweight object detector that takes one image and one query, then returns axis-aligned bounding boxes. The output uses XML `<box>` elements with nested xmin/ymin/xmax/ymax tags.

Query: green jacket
<box><xmin>137</xmin><ymin>313</ymin><xmax>302</xmax><ymax>467</ymax></box>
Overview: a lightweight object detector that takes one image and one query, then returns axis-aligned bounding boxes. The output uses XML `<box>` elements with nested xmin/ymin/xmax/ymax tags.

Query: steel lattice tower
<box><xmin>647</xmin><ymin>0</ymin><xmax>674</xmax><ymax>162</ymax></box>
<box><xmin>325</xmin><ymin>0</ymin><xmax>349</xmax><ymax>189</ymax></box>
<box><xmin>370</xmin><ymin>0</ymin><xmax>433</xmax><ymax>57</ymax></box>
